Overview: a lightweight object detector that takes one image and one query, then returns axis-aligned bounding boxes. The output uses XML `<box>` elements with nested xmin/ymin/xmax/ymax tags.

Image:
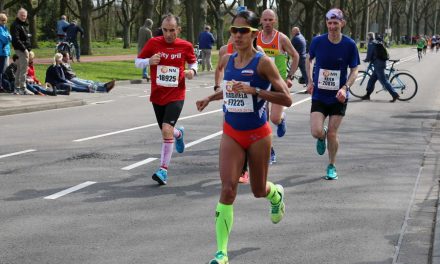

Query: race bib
<box><xmin>157</xmin><ymin>65</ymin><xmax>179</xmax><ymax>87</ymax></box>
<box><xmin>317</xmin><ymin>69</ymin><xmax>340</xmax><ymax>90</ymax></box>
<box><xmin>222</xmin><ymin>80</ymin><xmax>254</xmax><ymax>113</ymax></box>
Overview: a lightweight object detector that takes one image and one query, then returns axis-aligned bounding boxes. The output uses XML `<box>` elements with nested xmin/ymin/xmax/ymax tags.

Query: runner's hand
<box><xmin>196</xmin><ymin>98</ymin><xmax>209</xmax><ymax>111</ymax></box>
<box><xmin>336</xmin><ymin>88</ymin><xmax>347</xmax><ymax>103</ymax></box>
<box><xmin>306</xmin><ymin>83</ymin><xmax>314</xmax><ymax>94</ymax></box>
<box><xmin>231</xmin><ymin>81</ymin><xmax>251</xmax><ymax>94</ymax></box>
<box><xmin>150</xmin><ymin>53</ymin><xmax>161</xmax><ymax>65</ymax></box>
<box><xmin>184</xmin><ymin>70</ymin><xmax>194</xmax><ymax>80</ymax></box>
<box><xmin>286</xmin><ymin>78</ymin><xmax>293</xmax><ymax>88</ymax></box>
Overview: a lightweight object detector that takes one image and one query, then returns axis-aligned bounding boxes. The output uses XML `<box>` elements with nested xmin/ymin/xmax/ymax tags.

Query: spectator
<box><xmin>3</xmin><ymin>54</ymin><xmax>18</xmax><ymax>93</ymax></box>
<box><xmin>56</xmin><ymin>15</ymin><xmax>69</xmax><ymax>41</ymax></box>
<box><xmin>45</xmin><ymin>53</ymin><xmax>71</xmax><ymax>95</ymax></box>
<box><xmin>60</xmin><ymin>52</ymin><xmax>115</xmax><ymax>93</ymax></box>
<box><xmin>10</xmin><ymin>8</ymin><xmax>33</xmax><ymax>95</ymax></box>
<box><xmin>362</xmin><ymin>32</ymin><xmax>399</xmax><ymax>102</ymax></box>
<box><xmin>198</xmin><ymin>25</ymin><xmax>215</xmax><ymax>71</ymax></box>
<box><xmin>0</xmin><ymin>12</ymin><xmax>11</xmax><ymax>92</ymax></box>
<box><xmin>290</xmin><ymin>26</ymin><xmax>308</xmax><ymax>85</ymax></box>
<box><xmin>26</xmin><ymin>51</ymin><xmax>55</xmax><ymax>95</ymax></box>
<box><xmin>63</xmin><ymin>20</ymin><xmax>84</xmax><ymax>62</ymax></box>
<box><xmin>138</xmin><ymin>18</ymin><xmax>153</xmax><ymax>81</ymax></box>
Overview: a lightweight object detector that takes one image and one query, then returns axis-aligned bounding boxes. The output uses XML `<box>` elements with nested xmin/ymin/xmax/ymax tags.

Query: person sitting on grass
<box><xmin>45</xmin><ymin>53</ymin><xmax>72</xmax><ymax>95</ymax></box>
<box><xmin>26</xmin><ymin>51</ymin><xmax>56</xmax><ymax>96</ymax></box>
<box><xmin>60</xmin><ymin>51</ymin><xmax>115</xmax><ymax>93</ymax></box>
<box><xmin>1</xmin><ymin>54</ymin><xmax>17</xmax><ymax>93</ymax></box>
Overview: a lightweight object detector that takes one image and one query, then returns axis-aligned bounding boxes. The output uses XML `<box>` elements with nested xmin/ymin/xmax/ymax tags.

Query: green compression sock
<box><xmin>215</xmin><ymin>203</ymin><xmax>233</xmax><ymax>255</ymax></box>
<box><xmin>266</xmin><ymin>181</ymin><xmax>281</xmax><ymax>204</ymax></box>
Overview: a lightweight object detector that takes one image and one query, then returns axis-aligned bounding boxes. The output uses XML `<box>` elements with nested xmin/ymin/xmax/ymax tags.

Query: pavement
<box><xmin>0</xmin><ymin>79</ymin><xmax>144</xmax><ymax>116</ymax></box>
<box><xmin>1</xmin><ymin>73</ymin><xmax>440</xmax><ymax>263</ymax></box>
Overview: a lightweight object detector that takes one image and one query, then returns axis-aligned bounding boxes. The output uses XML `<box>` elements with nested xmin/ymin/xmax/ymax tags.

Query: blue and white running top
<box><xmin>222</xmin><ymin>52</ymin><xmax>271</xmax><ymax>131</ymax></box>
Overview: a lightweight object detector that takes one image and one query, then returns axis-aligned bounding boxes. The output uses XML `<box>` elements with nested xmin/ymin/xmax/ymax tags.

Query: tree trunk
<box><xmin>123</xmin><ymin>24</ymin><xmax>130</xmax><ymax>48</ymax></box>
<box><xmin>215</xmin><ymin>16</ymin><xmax>225</xmax><ymax>49</ymax></box>
<box><xmin>185</xmin><ymin>0</ymin><xmax>194</xmax><ymax>43</ymax></box>
<box><xmin>278</xmin><ymin>0</ymin><xmax>292</xmax><ymax>35</ymax></box>
<box><xmin>139</xmin><ymin>0</ymin><xmax>154</xmax><ymax>26</ymax></box>
<box><xmin>29</xmin><ymin>14</ymin><xmax>39</xmax><ymax>48</ymax></box>
<box><xmin>60</xmin><ymin>0</ymin><xmax>67</xmax><ymax>16</ymax></box>
<box><xmin>195</xmin><ymin>0</ymin><xmax>207</xmax><ymax>41</ymax></box>
<box><xmin>80</xmin><ymin>0</ymin><xmax>93</xmax><ymax>55</ymax></box>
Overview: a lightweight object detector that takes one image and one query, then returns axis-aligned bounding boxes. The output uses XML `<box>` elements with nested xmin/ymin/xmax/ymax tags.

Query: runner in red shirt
<box><xmin>135</xmin><ymin>13</ymin><xmax>197</xmax><ymax>185</ymax></box>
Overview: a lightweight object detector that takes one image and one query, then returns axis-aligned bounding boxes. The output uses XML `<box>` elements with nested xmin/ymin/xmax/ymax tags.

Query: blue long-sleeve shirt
<box><xmin>0</xmin><ymin>25</ymin><xmax>11</xmax><ymax>56</ymax></box>
<box><xmin>198</xmin><ymin>31</ymin><xmax>215</xmax><ymax>49</ymax></box>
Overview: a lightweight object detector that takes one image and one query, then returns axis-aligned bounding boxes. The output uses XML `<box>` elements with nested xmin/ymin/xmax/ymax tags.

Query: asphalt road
<box><xmin>1</xmin><ymin>47</ymin><xmax>439</xmax><ymax>264</ymax></box>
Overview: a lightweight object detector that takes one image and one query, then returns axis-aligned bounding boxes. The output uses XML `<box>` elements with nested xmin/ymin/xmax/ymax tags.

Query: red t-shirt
<box><xmin>27</xmin><ymin>64</ymin><xmax>40</xmax><ymax>84</ymax></box>
<box><xmin>138</xmin><ymin>36</ymin><xmax>196</xmax><ymax>105</ymax></box>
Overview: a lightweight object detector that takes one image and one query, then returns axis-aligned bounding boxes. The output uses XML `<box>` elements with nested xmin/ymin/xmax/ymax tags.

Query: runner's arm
<box><xmin>254</xmin><ymin>55</ymin><xmax>292</xmax><ymax>107</ymax></box>
<box><xmin>281</xmin><ymin>33</ymin><xmax>299</xmax><ymax>76</ymax></box>
<box><xmin>306</xmin><ymin>54</ymin><xmax>314</xmax><ymax>94</ymax></box>
<box><xmin>214</xmin><ymin>46</ymin><xmax>229</xmax><ymax>91</ymax></box>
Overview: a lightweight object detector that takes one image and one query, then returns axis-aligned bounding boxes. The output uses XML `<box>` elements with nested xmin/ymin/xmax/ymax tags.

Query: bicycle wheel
<box><xmin>390</xmin><ymin>72</ymin><xmax>418</xmax><ymax>101</ymax></box>
<box><xmin>349</xmin><ymin>70</ymin><xmax>371</xmax><ymax>98</ymax></box>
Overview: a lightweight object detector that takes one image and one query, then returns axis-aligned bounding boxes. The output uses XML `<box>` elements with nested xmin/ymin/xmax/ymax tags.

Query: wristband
<box><xmin>213</xmin><ymin>85</ymin><xmax>220</xmax><ymax>91</ymax></box>
<box><xmin>191</xmin><ymin>68</ymin><xmax>197</xmax><ymax>76</ymax></box>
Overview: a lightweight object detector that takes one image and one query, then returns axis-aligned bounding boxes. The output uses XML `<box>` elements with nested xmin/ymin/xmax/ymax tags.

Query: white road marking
<box><xmin>185</xmin><ymin>131</ymin><xmax>223</xmax><ymax>148</ymax></box>
<box><xmin>73</xmin><ymin>109</ymin><xmax>222</xmax><ymax>142</ymax></box>
<box><xmin>122</xmin><ymin>158</ymin><xmax>157</xmax><ymax>171</ymax></box>
<box><xmin>138</xmin><ymin>95</ymin><xmax>150</xmax><ymax>98</ymax></box>
<box><xmin>44</xmin><ymin>181</ymin><xmax>96</xmax><ymax>200</ymax></box>
<box><xmin>90</xmin><ymin>100</ymin><xmax>114</xmax><ymax>105</ymax></box>
<box><xmin>289</xmin><ymin>97</ymin><xmax>311</xmax><ymax>108</ymax></box>
<box><xmin>121</xmin><ymin>131</ymin><xmax>223</xmax><ymax>170</ymax></box>
<box><xmin>0</xmin><ymin>149</ymin><xmax>36</xmax><ymax>159</ymax></box>
<box><xmin>121</xmin><ymin>96</ymin><xmax>312</xmax><ymax>171</ymax></box>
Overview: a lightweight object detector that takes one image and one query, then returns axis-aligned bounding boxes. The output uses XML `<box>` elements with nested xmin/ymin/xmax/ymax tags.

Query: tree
<box><xmin>0</xmin><ymin>0</ymin><xmax>15</xmax><ymax>10</ymax></box>
<box><xmin>17</xmin><ymin>0</ymin><xmax>48</xmax><ymax>48</ymax></box>
<box><xmin>208</xmin><ymin>0</ymin><xmax>237</xmax><ymax>48</ymax></box>
<box><xmin>66</xmin><ymin>0</ymin><xmax>115</xmax><ymax>55</ymax></box>
<box><xmin>116</xmin><ymin>0</ymin><xmax>142</xmax><ymax>48</ymax></box>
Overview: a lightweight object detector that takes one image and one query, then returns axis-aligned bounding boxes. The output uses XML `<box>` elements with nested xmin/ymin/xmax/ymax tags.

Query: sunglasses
<box><xmin>229</xmin><ymin>26</ymin><xmax>258</xmax><ymax>34</ymax></box>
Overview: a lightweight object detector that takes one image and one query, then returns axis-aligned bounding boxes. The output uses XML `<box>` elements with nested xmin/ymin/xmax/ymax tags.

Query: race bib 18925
<box><xmin>157</xmin><ymin>65</ymin><xmax>179</xmax><ymax>87</ymax></box>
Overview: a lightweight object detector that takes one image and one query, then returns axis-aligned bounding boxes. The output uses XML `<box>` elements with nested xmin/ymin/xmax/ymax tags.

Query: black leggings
<box><xmin>152</xmin><ymin>100</ymin><xmax>184</xmax><ymax>129</ymax></box>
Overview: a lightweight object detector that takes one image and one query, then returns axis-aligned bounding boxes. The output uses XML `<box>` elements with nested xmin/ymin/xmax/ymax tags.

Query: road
<box><xmin>1</xmin><ymin>47</ymin><xmax>439</xmax><ymax>264</ymax></box>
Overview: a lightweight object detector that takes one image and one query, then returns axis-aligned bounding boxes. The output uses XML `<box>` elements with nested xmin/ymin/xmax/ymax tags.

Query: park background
<box><xmin>3</xmin><ymin>0</ymin><xmax>439</xmax><ymax>81</ymax></box>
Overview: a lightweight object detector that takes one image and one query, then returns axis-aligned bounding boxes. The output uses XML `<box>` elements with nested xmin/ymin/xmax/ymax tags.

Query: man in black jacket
<box><xmin>10</xmin><ymin>8</ymin><xmax>33</xmax><ymax>95</ymax></box>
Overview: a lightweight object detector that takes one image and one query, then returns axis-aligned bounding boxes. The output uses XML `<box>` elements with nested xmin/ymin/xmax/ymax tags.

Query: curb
<box><xmin>0</xmin><ymin>98</ymin><xmax>86</xmax><ymax>116</ymax></box>
<box><xmin>430</xmin><ymin>113</ymin><xmax>440</xmax><ymax>264</ymax></box>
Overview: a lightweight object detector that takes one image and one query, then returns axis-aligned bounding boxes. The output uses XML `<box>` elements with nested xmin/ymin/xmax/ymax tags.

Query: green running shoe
<box><xmin>325</xmin><ymin>164</ymin><xmax>338</xmax><ymax>180</ymax></box>
<box><xmin>209</xmin><ymin>251</ymin><xmax>229</xmax><ymax>264</ymax></box>
<box><xmin>271</xmin><ymin>184</ymin><xmax>285</xmax><ymax>224</ymax></box>
<box><xmin>316</xmin><ymin>126</ymin><xmax>328</xmax><ymax>155</ymax></box>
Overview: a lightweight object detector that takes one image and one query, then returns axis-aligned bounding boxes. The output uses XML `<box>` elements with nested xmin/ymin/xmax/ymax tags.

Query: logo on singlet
<box><xmin>241</xmin><ymin>69</ymin><xmax>254</xmax><ymax>76</ymax></box>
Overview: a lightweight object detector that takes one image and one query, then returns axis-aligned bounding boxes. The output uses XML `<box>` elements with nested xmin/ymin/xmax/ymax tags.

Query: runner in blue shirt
<box><xmin>306</xmin><ymin>8</ymin><xmax>360</xmax><ymax>180</ymax></box>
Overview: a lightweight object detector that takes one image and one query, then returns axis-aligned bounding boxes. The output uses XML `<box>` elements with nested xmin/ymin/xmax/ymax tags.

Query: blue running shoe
<box><xmin>152</xmin><ymin>168</ymin><xmax>168</xmax><ymax>185</ymax></box>
<box><xmin>325</xmin><ymin>164</ymin><xmax>338</xmax><ymax>180</ymax></box>
<box><xmin>270</xmin><ymin>147</ymin><xmax>277</xmax><ymax>164</ymax></box>
<box><xmin>209</xmin><ymin>251</ymin><xmax>229</xmax><ymax>264</ymax></box>
<box><xmin>175</xmin><ymin>126</ymin><xmax>185</xmax><ymax>153</ymax></box>
<box><xmin>277</xmin><ymin>113</ymin><xmax>287</xmax><ymax>137</ymax></box>
<box><xmin>316</xmin><ymin>126</ymin><xmax>328</xmax><ymax>155</ymax></box>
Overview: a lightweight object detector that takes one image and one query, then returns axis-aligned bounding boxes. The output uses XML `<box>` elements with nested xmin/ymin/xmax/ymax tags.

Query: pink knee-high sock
<box><xmin>160</xmin><ymin>138</ymin><xmax>174</xmax><ymax>170</ymax></box>
<box><xmin>173</xmin><ymin>127</ymin><xmax>182</xmax><ymax>139</ymax></box>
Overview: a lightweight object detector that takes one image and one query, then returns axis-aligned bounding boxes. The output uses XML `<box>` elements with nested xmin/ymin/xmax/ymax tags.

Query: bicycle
<box><xmin>193</xmin><ymin>44</ymin><xmax>203</xmax><ymax>65</ymax></box>
<box><xmin>55</xmin><ymin>41</ymin><xmax>76</xmax><ymax>62</ymax></box>
<box><xmin>350</xmin><ymin>59</ymin><xmax>418</xmax><ymax>101</ymax></box>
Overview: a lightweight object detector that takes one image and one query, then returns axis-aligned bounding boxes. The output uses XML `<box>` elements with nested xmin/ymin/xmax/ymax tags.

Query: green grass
<box><xmin>34</xmin><ymin>52</ymin><xmax>220</xmax><ymax>82</ymax></box>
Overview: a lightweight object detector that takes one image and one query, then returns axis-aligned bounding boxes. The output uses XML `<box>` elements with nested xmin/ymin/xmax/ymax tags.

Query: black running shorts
<box><xmin>311</xmin><ymin>99</ymin><xmax>347</xmax><ymax>117</ymax></box>
<box><xmin>153</xmin><ymin>100</ymin><xmax>184</xmax><ymax>129</ymax></box>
